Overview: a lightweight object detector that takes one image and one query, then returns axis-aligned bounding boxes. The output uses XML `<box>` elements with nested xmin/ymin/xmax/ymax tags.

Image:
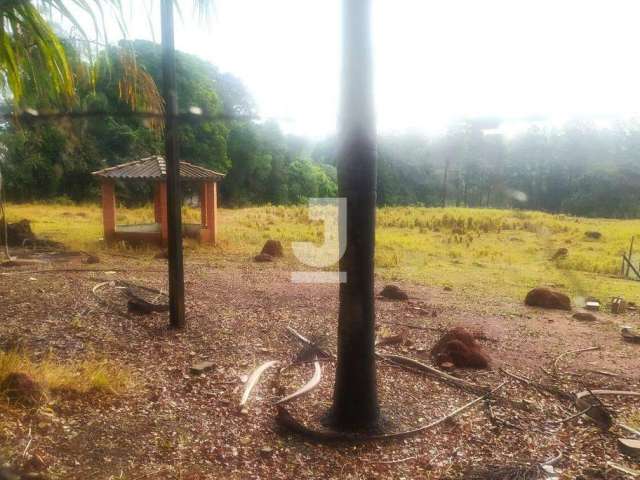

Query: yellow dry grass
<box><xmin>0</xmin><ymin>350</ymin><xmax>133</xmax><ymax>397</ymax></box>
<box><xmin>4</xmin><ymin>202</ymin><xmax>640</xmax><ymax>303</ymax></box>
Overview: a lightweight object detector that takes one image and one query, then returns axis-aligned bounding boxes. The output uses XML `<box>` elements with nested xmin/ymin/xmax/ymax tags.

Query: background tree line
<box><xmin>0</xmin><ymin>40</ymin><xmax>337</xmax><ymax>206</ymax></box>
<box><xmin>372</xmin><ymin>119</ymin><xmax>640</xmax><ymax>218</ymax></box>
<box><xmin>1</xmin><ymin>40</ymin><xmax>639</xmax><ymax>218</ymax></box>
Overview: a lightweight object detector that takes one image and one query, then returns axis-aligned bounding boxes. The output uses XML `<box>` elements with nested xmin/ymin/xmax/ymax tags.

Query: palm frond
<box><xmin>0</xmin><ymin>1</ymin><xmax>75</xmax><ymax>107</ymax></box>
<box><xmin>0</xmin><ymin>0</ymin><xmax>213</xmax><ymax>112</ymax></box>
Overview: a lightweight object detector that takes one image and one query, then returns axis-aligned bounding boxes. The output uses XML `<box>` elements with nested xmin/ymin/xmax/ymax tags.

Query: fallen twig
<box><xmin>275</xmin><ymin>360</ymin><xmax>322</xmax><ymax>405</ymax></box>
<box><xmin>552</xmin><ymin>346</ymin><xmax>600</xmax><ymax>373</ymax></box>
<box><xmin>397</xmin><ymin>381</ymin><xmax>508</xmax><ymax>436</ymax></box>
<box><xmin>286</xmin><ymin>326</ymin><xmax>334</xmax><ymax>359</ymax></box>
<box><xmin>485</xmin><ymin>399</ymin><xmax>523</xmax><ymax>431</ymax></box>
<box><xmin>239</xmin><ymin>360</ymin><xmax>279</xmax><ymax>408</ymax></box>
<box><xmin>4</xmin><ymin>268</ymin><xmax>162</xmax><ymax>275</ymax></box>
<box><xmin>541</xmin><ymin>451</ymin><xmax>563</xmax><ymax>466</ymax></box>
<box><xmin>377</xmin><ymin>353</ymin><xmax>490</xmax><ymax>394</ymax></box>
<box><xmin>465</xmin><ymin>453</ymin><xmax>561</xmax><ymax>480</ymax></box>
<box><xmin>620</xmin><ymin>423</ymin><xmax>640</xmax><ymax>438</ymax></box>
<box><xmin>22</xmin><ymin>428</ymin><xmax>32</xmax><ymax>458</ymax></box>
<box><xmin>377</xmin><ymin>320</ymin><xmax>442</xmax><ymax>332</ymax></box>
<box><xmin>501</xmin><ymin>366</ymin><xmax>573</xmax><ymax>401</ymax></box>
<box><xmin>585</xmin><ymin>369</ymin><xmax>622</xmax><ymax>378</ymax></box>
<box><xmin>92</xmin><ymin>280</ymin><xmax>169</xmax><ymax>316</ymax></box>
<box><xmin>540</xmin><ymin>366</ymin><xmax>557</xmax><ymax>378</ymax></box>
<box><xmin>499</xmin><ymin>366</ymin><xmax>532</xmax><ymax>385</ymax></box>
<box><xmin>574</xmin><ymin>389</ymin><xmax>640</xmax><ymax>430</ymax></box>
<box><xmin>364</xmin><ymin>455</ymin><xmax>417</xmax><ymax>464</ymax></box>
<box><xmin>580</xmin><ymin>389</ymin><xmax>640</xmax><ymax>397</ymax></box>
<box><xmin>276</xmin><ymin>382</ymin><xmax>507</xmax><ymax>442</ymax></box>
<box><xmin>607</xmin><ymin>462</ymin><xmax>640</xmax><ymax>477</ymax></box>
<box><xmin>553</xmin><ymin>406</ymin><xmax>592</xmax><ymax>424</ymax></box>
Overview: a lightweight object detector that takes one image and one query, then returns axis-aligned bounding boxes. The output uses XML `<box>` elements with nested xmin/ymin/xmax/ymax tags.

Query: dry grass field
<box><xmin>6</xmin><ymin>202</ymin><xmax>640</xmax><ymax>304</ymax></box>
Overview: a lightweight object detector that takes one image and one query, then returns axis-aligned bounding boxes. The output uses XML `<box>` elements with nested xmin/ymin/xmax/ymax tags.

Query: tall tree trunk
<box><xmin>441</xmin><ymin>156</ymin><xmax>450</xmax><ymax>207</ymax></box>
<box><xmin>161</xmin><ymin>0</ymin><xmax>185</xmax><ymax>328</ymax></box>
<box><xmin>463</xmin><ymin>180</ymin><xmax>468</xmax><ymax>207</ymax></box>
<box><xmin>330</xmin><ymin>0</ymin><xmax>379</xmax><ymax>431</ymax></box>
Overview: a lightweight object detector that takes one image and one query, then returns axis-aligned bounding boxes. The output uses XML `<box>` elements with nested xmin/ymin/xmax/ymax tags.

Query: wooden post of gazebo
<box><xmin>199</xmin><ymin>181</ymin><xmax>218</xmax><ymax>244</ymax></box>
<box><xmin>157</xmin><ymin>182</ymin><xmax>169</xmax><ymax>246</ymax></box>
<box><xmin>208</xmin><ymin>182</ymin><xmax>218</xmax><ymax>243</ymax></box>
<box><xmin>101</xmin><ymin>179</ymin><xmax>116</xmax><ymax>244</ymax></box>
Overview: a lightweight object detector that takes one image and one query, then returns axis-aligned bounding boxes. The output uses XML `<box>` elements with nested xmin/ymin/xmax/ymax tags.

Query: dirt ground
<box><xmin>1</xmin><ymin>250</ymin><xmax>640</xmax><ymax>479</ymax></box>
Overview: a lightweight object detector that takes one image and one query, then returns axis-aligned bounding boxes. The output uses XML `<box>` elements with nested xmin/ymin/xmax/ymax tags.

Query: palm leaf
<box><xmin>1</xmin><ymin>0</ymin><xmax>213</xmax><ymax>111</ymax></box>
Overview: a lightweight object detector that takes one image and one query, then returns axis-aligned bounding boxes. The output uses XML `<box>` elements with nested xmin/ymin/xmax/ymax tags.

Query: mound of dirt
<box><xmin>260</xmin><ymin>240</ymin><xmax>284</xmax><ymax>258</ymax></box>
<box><xmin>0</xmin><ymin>218</ymin><xmax>36</xmax><ymax>247</ymax></box>
<box><xmin>585</xmin><ymin>231</ymin><xmax>602</xmax><ymax>239</ymax></box>
<box><xmin>573</xmin><ymin>311</ymin><xmax>597</xmax><ymax>322</ymax></box>
<box><xmin>83</xmin><ymin>254</ymin><xmax>100</xmax><ymax>264</ymax></box>
<box><xmin>380</xmin><ymin>284</ymin><xmax>409</xmax><ymax>300</ymax></box>
<box><xmin>550</xmin><ymin>247</ymin><xmax>568</xmax><ymax>260</ymax></box>
<box><xmin>0</xmin><ymin>372</ymin><xmax>46</xmax><ymax>407</ymax></box>
<box><xmin>524</xmin><ymin>287</ymin><xmax>571</xmax><ymax>311</ymax></box>
<box><xmin>254</xmin><ymin>253</ymin><xmax>273</xmax><ymax>263</ymax></box>
<box><xmin>430</xmin><ymin>327</ymin><xmax>491</xmax><ymax>369</ymax></box>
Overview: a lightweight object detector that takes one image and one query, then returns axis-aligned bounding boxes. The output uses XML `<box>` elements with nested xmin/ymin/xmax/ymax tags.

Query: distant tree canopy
<box><xmin>322</xmin><ymin>119</ymin><xmax>640</xmax><ymax>218</ymax></box>
<box><xmin>0</xmin><ymin>40</ymin><xmax>335</xmax><ymax>206</ymax></box>
<box><xmin>1</xmin><ymin>40</ymin><xmax>639</xmax><ymax>217</ymax></box>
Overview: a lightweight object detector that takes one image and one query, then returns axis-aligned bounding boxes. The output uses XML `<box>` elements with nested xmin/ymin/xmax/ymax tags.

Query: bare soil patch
<box><xmin>1</xmin><ymin>253</ymin><xmax>639</xmax><ymax>479</ymax></box>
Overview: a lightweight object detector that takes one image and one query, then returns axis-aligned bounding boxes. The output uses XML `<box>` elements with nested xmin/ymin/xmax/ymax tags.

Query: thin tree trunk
<box><xmin>330</xmin><ymin>0</ymin><xmax>379</xmax><ymax>431</ymax></box>
<box><xmin>441</xmin><ymin>157</ymin><xmax>450</xmax><ymax>207</ymax></box>
<box><xmin>463</xmin><ymin>180</ymin><xmax>468</xmax><ymax>207</ymax></box>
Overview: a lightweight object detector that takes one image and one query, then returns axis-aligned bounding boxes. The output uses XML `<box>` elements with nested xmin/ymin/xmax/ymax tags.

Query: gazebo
<box><xmin>92</xmin><ymin>156</ymin><xmax>224</xmax><ymax>246</ymax></box>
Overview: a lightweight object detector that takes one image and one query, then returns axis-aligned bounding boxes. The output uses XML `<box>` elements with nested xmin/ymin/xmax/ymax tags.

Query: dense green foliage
<box><xmin>1</xmin><ymin>40</ymin><xmax>639</xmax><ymax>217</ymax></box>
<box><xmin>0</xmin><ymin>40</ymin><xmax>336</xmax><ymax>206</ymax></box>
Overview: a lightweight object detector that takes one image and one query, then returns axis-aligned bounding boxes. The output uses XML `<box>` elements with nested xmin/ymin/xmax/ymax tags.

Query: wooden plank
<box><xmin>627</xmin><ymin>236</ymin><xmax>635</xmax><ymax>277</ymax></box>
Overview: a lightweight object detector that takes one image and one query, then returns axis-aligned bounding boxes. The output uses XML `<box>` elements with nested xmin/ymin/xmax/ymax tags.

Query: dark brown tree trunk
<box><xmin>330</xmin><ymin>0</ymin><xmax>379</xmax><ymax>431</ymax></box>
<box><xmin>161</xmin><ymin>0</ymin><xmax>185</xmax><ymax>328</ymax></box>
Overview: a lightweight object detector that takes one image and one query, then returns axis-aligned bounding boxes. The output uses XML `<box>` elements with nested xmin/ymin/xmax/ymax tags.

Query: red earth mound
<box><xmin>0</xmin><ymin>372</ymin><xmax>46</xmax><ymax>406</ymax></box>
<box><xmin>260</xmin><ymin>240</ymin><xmax>284</xmax><ymax>257</ymax></box>
<box><xmin>524</xmin><ymin>287</ymin><xmax>571</xmax><ymax>310</ymax></box>
<box><xmin>430</xmin><ymin>326</ymin><xmax>491</xmax><ymax>369</ymax></box>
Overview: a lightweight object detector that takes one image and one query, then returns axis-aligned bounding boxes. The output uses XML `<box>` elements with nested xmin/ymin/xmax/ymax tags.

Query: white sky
<box><xmin>95</xmin><ymin>0</ymin><xmax>640</xmax><ymax>137</ymax></box>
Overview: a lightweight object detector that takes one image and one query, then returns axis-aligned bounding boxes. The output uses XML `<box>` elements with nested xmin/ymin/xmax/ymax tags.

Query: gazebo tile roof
<box><xmin>92</xmin><ymin>156</ymin><xmax>224</xmax><ymax>181</ymax></box>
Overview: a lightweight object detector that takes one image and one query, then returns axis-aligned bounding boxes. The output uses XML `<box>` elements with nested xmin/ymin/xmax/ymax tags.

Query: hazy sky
<box><xmin>93</xmin><ymin>0</ymin><xmax>640</xmax><ymax>137</ymax></box>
